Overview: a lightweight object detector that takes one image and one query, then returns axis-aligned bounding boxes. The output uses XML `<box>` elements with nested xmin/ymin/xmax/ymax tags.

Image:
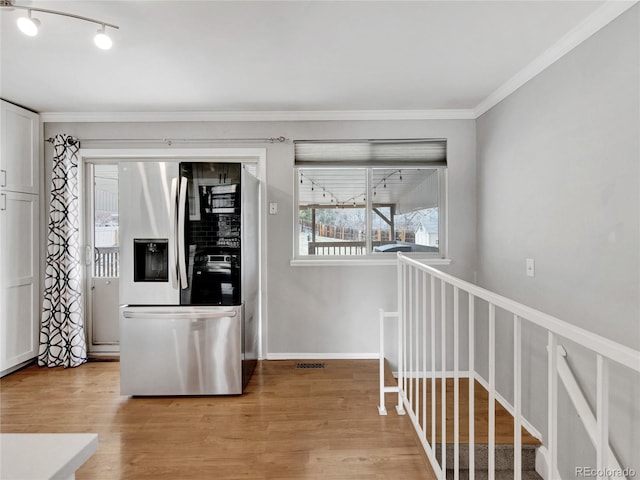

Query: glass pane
<box><xmin>371</xmin><ymin>168</ymin><xmax>439</xmax><ymax>254</ymax></box>
<box><xmin>298</xmin><ymin>168</ymin><xmax>367</xmax><ymax>256</ymax></box>
<box><xmin>93</xmin><ymin>164</ymin><xmax>119</xmax><ymax>277</ymax></box>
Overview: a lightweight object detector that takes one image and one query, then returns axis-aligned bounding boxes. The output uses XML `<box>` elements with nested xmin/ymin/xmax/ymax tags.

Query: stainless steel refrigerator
<box><xmin>118</xmin><ymin>162</ymin><xmax>259</xmax><ymax>395</ymax></box>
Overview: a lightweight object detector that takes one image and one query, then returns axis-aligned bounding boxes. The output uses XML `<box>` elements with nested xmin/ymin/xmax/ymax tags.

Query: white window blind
<box><xmin>294</xmin><ymin>139</ymin><xmax>447</xmax><ymax>167</ymax></box>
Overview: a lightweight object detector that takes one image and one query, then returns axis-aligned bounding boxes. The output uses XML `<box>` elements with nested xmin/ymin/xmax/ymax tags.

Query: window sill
<box><xmin>289</xmin><ymin>256</ymin><xmax>452</xmax><ymax>267</ymax></box>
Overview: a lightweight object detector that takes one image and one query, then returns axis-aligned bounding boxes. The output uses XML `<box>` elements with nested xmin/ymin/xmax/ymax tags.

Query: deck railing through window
<box><xmin>307</xmin><ymin>241</ymin><xmax>395</xmax><ymax>255</ymax></box>
<box><xmin>379</xmin><ymin>253</ymin><xmax>640</xmax><ymax>480</ymax></box>
<box><xmin>94</xmin><ymin>246</ymin><xmax>119</xmax><ymax>277</ymax></box>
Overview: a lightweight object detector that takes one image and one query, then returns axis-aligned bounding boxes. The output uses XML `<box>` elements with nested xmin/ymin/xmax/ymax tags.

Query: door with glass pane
<box><xmin>86</xmin><ymin>163</ymin><xmax>120</xmax><ymax>352</ymax></box>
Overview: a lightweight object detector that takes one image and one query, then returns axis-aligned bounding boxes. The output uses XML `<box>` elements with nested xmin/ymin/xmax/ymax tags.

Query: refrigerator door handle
<box><xmin>169</xmin><ymin>177</ymin><xmax>179</xmax><ymax>289</ymax></box>
<box><xmin>177</xmin><ymin>176</ymin><xmax>189</xmax><ymax>289</ymax></box>
<box><xmin>122</xmin><ymin>310</ymin><xmax>237</xmax><ymax>320</ymax></box>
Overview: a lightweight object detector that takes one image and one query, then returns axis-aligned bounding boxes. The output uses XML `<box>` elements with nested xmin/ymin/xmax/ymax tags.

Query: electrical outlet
<box><xmin>269</xmin><ymin>202</ymin><xmax>278</xmax><ymax>215</ymax></box>
<box><xmin>526</xmin><ymin>258</ymin><xmax>535</xmax><ymax>277</ymax></box>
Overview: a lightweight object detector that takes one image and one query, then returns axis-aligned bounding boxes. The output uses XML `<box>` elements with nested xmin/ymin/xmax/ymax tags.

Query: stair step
<box><xmin>445</xmin><ymin>469</ymin><xmax>543</xmax><ymax>480</ymax></box>
<box><xmin>434</xmin><ymin>443</ymin><xmax>537</xmax><ymax>470</ymax></box>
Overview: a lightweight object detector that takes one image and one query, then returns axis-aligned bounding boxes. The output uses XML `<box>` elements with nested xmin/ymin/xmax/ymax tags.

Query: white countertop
<box><xmin>0</xmin><ymin>433</ymin><xmax>98</xmax><ymax>480</ymax></box>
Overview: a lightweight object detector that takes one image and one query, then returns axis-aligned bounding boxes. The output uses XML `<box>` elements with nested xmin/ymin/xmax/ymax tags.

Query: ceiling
<box><xmin>0</xmin><ymin>1</ymin><xmax>625</xmax><ymax>116</ymax></box>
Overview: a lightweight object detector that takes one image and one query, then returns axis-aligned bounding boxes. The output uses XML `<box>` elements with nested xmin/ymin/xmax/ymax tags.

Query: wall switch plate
<box><xmin>526</xmin><ymin>258</ymin><xmax>535</xmax><ymax>277</ymax></box>
<box><xmin>269</xmin><ymin>202</ymin><xmax>278</xmax><ymax>215</ymax></box>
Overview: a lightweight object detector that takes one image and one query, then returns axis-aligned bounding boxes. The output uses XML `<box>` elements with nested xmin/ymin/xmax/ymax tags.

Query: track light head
<box><xmin>2</xmin><ymin>1</ymin><xmax>119</xmax><ymax>49</ymax></box>
<box><xmin>94</xmin><ymin>26</ymin><xmax>113</xmax><ymax>50</ymax></box>
<box><xmin>17</xmin><ymin>10</ymin><xmax>39</xmax><ymax>36</ymax></box>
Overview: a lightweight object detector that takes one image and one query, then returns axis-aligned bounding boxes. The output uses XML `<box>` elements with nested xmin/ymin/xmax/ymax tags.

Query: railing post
<box><xmin>378</xmin><ymin>308</ymin><xmax>387</xmax><ymax>415</ymax></box>
<box><xmin>396</xmin><ymin>258</ymin><xmax>405</xmax><ymax>415</ymax></box>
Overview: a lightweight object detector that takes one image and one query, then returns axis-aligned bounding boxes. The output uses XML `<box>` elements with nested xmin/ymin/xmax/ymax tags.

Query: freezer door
<box><xmin>119</xmin><ymin>162</ymin><xmax>180</xmax><ymax>305</ymax></box>
<box><xmin>119</xmin><ymin>305</ymin><xmax>243</xmax><ymax>395</ymax></box>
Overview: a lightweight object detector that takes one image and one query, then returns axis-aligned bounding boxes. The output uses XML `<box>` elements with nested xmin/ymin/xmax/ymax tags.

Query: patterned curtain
<box><xmin>38</xmin><ymin>134</ymin><xmax>87</xmax><ymax>368</ymax></box>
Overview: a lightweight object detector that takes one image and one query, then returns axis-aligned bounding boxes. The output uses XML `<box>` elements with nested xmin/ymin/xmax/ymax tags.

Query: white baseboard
<box><xmin>536</xmin><ymin>446</ymin><xmax>563</xmax><ymax>480</ymax></box>
<box><xmin>265</xmin><ymin>352</ymin><xmax>380</xmax><ymax>360</ymax></box>
<box><xmin>0</xmin><ymin>358</ymin><xmax>36</xmax><ymax>378</ymax></box>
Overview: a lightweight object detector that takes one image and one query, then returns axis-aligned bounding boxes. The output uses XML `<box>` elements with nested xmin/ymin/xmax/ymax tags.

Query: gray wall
<box><xmin>476</xmin><ymin>6</ymin><xmax>639</xmax><ymax>478</ymax></box>
<box><xmin>43</xmin><ymin>119</ymin><xmax>476</xmax><ymax>361</ymax></box>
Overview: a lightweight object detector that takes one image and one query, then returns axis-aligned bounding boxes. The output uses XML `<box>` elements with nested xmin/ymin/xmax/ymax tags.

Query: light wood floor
<box><xmin>1</xmin><ymin>360</ymin><xmax>437</xmax><ymax>480</ymax></box>
<box><xmin>1</xmin><ymin>360</ymin><xmax>540</xmax><ymax>479</ymax></box>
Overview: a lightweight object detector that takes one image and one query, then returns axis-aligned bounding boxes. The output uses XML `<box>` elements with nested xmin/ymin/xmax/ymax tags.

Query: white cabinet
<box><xmin>0</xmin><ymin>100</ymin><xmax>40</xmax><ymax>375</ymax></box>
<box><xmin>0</xmin><ymin>192</ymin><xmax>39</xmax><ymax>371</ymax></box>
<box><xmin>1</xmin><ymin>101</ymin><xmax>39</xmax><ymax>194</ymax></box>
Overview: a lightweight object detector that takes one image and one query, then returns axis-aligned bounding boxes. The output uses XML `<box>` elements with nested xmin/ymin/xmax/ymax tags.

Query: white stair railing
<box><xmin>553</xmin><ymin>345</ymin><xmax>626</xmax><ymax>480</ymax></box>
<box><xmin>378</xmin><ymin>253</ymin><xmax>640</xmax><ymax>480</ymax></box>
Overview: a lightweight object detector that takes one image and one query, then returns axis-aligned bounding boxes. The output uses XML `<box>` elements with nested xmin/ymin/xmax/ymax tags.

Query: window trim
<box><xmin>292</xmin><ymin>165</ymin><xmax>448</xmax><ymax>264</ymax></box>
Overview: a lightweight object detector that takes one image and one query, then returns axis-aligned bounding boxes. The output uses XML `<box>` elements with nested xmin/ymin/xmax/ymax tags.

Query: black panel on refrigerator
<box><xmin>180</xmin><ymin>162</ymin><xmax>242</xmax><ymax>305</ymax></box>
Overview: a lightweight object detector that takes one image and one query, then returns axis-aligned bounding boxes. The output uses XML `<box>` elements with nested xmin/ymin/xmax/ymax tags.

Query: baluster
<box><xmin>430</xmin><ymin>274</ymin><xmax>436</xmax><ymax>448</ymax></box>
<box><xmin>403</xmin><ymin>264</ymin><xmax>408</xmax><ymax>399</ymax></box>
<box><xmin>414</xmin><ymin>268</ymin><xmax>419</xmax><ymax>423</ymax></box>
<box><xmin>548</xmin><ymin>332</ymin><xmax>558</xmax><ymax>479</ymax></box>
<box><xmin>409</xmin><ymin>265</ymin><xmax>414</xmax><ymax>412</ymax></box>
<box><xmin>422</xmin><ymin>271</ymin><xmax>427</xmax><ymax>439</ymax></box>
<box><xmin>468</xmin><ymin>294</ymin><xmax>475</xmax><ymax>480</ymax></box>
<box><xmin>596</xmin><ymin>355</ymin><xmax>609</xmax><ymax>480</ymax></box>
<box><xmin>454</xmin><ymin>286</ymin><xmax>460</xmax><ymax>480</ymax></box>
<box><xmin>441</xmin><ymin>279</ymin><xmax>446</xmax><ymax>472</ymax></box>
<box><xmin>489</xmin><ymin>303</ymin><xmax>495</xmax><ymax>480</ymax></box>
<box><xmin>514</xmin><ymin>314</ymin><xmax>522</xmax><ymax>480</ymax></box>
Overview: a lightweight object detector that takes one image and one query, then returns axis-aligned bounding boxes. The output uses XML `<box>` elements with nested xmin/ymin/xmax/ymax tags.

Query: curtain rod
<box><xmin>46</xmin><ymin>136</ymin><xmax>288</xmax><ymax>145</ymax></box>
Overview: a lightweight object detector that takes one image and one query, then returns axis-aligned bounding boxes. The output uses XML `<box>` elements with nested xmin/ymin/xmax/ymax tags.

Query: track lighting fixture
<box><xmin>1</xmin><ymin>0</ymin><xmax>119</xmax><ymax>50</ymax></box>
<box><xmin>16</xmin><ymin>9</ymin><xmax>39</xmax><ymax>36</ymax></box>
<box><xmin>94</xmin><ymin>25</ymin><xmax>113</xmax><ymax>50</ymax></box>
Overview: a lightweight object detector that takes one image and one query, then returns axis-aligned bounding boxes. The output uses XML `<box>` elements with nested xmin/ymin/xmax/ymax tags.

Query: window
<box><xmin>294</xmin><ymin>140</ymin><xmax>446</xmax><ymax>259</ymax></box>
<box><xmin>92</xmin><ymin>164</ymin><xmax>119</xmax><ymax>276</ymax></box>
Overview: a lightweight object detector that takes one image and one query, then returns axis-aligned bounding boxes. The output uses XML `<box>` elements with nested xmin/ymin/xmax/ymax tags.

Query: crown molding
<box><xmin>474</xmin><ymin>0</ymin><xmax>639</xmax><ymax>118</ymax></box>
<box><xmin>39</xmin><ymin>109</ymin><xmax>476</xmax><ymax>123</ymax></box>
